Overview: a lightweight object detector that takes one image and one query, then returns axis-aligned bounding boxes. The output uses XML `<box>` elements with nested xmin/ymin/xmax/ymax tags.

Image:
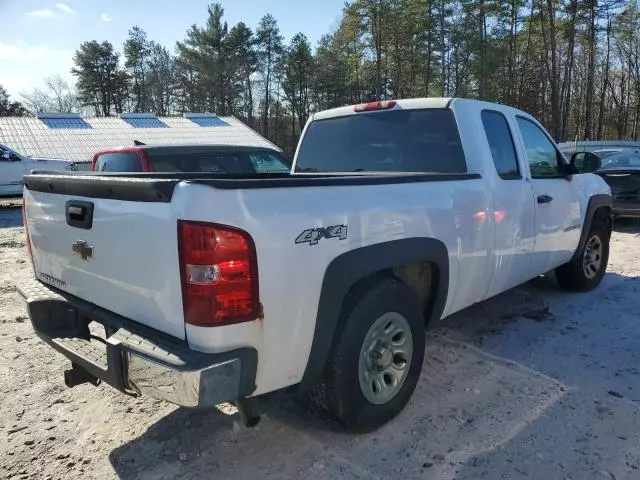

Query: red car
<box><xmin>91</xmin><ymin>144</ymin><xmax>291</xmax><ymax>174</ymax></box>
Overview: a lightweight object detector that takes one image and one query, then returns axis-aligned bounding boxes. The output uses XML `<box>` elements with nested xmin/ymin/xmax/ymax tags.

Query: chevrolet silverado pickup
<box><xmin>18</xmin><ymin>98</ymin><xmax>612</xmax><ymax>432</ymax></box>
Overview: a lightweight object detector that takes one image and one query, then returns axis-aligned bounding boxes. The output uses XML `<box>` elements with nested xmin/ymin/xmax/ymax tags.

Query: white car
<box><xmin>0</xmin><ymin>144</ymin><xmax>75</xmax><ymax>196</ymax></box>
<box><xmin>18</xmin><ymin>98</ymin><xmax>612</xmax><ymax>432</ymax></box>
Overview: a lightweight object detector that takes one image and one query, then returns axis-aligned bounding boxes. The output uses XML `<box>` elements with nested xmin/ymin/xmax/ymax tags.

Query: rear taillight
<box><xmin>178</xmin><ymin>221</ymin><xmax>259</xmax><ymax>327</ymax></box>
<box><xmin>22</xmin><ymin>198</ymin><xmax>34</xmax><ymax>266</ymax></box>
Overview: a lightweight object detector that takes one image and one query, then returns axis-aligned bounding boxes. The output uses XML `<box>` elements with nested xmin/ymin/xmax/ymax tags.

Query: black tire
<box><xmin>315</xmin><ymin>277</ymin><xmax>425</xmax><ymax>432</ymax></box>
<box><xmin>556</xmin><ymin>215</ymin><xmax>610</xmax><ymax>292</ymax></box>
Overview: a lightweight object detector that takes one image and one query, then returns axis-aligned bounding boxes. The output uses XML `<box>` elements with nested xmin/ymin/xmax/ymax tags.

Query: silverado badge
<box><xmin>72</xmin><ymin>240</ymin><xmax>94</xmax><ymax>261</ymax></box>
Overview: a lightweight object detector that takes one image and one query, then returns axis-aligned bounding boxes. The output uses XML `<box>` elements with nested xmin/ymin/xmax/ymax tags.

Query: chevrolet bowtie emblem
<box><xmin>72</xmin><ymin>240</ymin><xmax>93</xmax><ymax>261</ymax></box>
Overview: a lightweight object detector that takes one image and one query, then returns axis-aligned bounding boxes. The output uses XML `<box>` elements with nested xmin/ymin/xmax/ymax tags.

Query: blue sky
<box><xmin>0</xmin><ymin>0</ymin><xmax>345</xmax><ymax>101</ymax></box>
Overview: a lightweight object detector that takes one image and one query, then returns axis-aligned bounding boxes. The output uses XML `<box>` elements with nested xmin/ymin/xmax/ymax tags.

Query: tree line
<box><xmin>5</xmin><ymin>0</ymin><xmax>640</xmax><ymax>157</ymax></box>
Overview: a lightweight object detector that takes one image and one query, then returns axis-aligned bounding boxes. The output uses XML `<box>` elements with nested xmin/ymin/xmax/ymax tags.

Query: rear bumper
<box><xmin>17</xmin><ymin>278</ymin><xmax>257</xmax><ymax>407</ymax></box>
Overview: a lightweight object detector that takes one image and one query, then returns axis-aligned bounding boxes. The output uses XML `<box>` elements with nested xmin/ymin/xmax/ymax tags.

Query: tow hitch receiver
<box><xmin>64</xmin><ymin>363</ymin><xmax>101</xmax><ymax>388</ymax></box>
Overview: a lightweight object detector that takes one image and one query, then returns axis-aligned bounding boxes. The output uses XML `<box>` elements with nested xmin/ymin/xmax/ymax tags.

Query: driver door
<box><xmin>0</xmin><ymin>147</ymin><xmax>27</xmax><ymax>195</ymax></box>
<box><xmin>515</xmin><ymin>117</ymin><xmax>582</xmax><ymax>274</ymax></box>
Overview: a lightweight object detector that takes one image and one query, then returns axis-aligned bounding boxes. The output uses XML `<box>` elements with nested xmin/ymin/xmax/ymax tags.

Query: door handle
<box><xmin>537</xmin><ymin>194</ymin><xmax>553</xmax><ymax>204</ymax></box>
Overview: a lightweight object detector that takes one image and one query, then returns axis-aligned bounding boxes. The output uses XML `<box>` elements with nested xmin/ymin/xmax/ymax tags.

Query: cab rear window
<box><xmin>294</xmin><ymin>109</ymin><xmax>467</xmax><ymax>174</ymax></box>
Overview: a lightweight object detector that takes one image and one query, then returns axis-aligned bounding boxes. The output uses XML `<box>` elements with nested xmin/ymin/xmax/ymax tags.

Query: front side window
<box><xmin>481</xmin><ymin>110</ymin><xmax>520</xmax><ymax>179</ymax></box>
<box><xmin>0</xmin><ymin>147</ymin><xmax>18</xmax><ymax>161</ymax></box>
<box><xmin>516</xmin><ymin>117</ymin><xmax>564</xmax><ymax>178</ymax></box>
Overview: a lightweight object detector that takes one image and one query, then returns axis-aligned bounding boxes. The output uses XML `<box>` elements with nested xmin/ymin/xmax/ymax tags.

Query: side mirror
<box><xmin>570</xmin><ymin>151</ymin><xmax>601</xmax><ymax>173</ymax></box>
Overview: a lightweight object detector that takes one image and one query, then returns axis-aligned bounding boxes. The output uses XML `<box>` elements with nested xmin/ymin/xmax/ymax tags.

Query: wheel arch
<box><xmin>571</xmin><ymin>193</ymin><xmax>613</xmax><ymax>264</ymax></box>
<box><xmin>299</xmin><ymin>237</ymin><xmax>449</xmax><ymax>391</ymax></box>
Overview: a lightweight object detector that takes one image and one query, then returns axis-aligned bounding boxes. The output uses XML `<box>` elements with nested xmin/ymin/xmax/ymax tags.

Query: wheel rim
<box><xmin>358</xmin><ymin>312</ymin><xmax>413</xmax><ymax>405</ymax></box>
<box><xmin>582</xmin><ymin>234</ymin><xmax>603</xmax><ymax>280</ymax></box>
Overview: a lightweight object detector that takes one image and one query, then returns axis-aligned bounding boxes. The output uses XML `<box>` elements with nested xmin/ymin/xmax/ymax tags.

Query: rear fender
<box><xmin>299</xmin><ymin>238</ymin><xmax>449</xmax><ymax>390</ymax></box>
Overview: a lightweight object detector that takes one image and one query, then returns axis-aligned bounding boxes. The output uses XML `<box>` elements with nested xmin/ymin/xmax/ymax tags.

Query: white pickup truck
<box><xmin>19</xmin><ymin>98</ymin><xmax>612</xmax><ymax>432</ymax></box>
<box><xmin>0</xmin><ymin>144</ymin><xmax>75</xmax><ymax>196</ymax></box>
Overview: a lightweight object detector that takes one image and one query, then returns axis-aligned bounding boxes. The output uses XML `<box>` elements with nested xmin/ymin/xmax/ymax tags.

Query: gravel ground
<box><xmin>1</xmin><ymin>203</ymin><xmax>639</xmax><ymax>480</ymax></box>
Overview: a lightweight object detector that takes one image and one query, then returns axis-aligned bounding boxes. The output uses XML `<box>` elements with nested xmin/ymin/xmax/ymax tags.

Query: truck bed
<box><xmin>25</xmin><ymin>171</ymin><xmax>481</xmax><ymax>202</ymax></box>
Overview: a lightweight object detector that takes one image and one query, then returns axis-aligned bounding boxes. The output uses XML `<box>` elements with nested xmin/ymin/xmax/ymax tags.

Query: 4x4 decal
<box><xmin>295</xmin><ymin>225</ymin><xmax>348</xmax><ymax>245</ymax></box>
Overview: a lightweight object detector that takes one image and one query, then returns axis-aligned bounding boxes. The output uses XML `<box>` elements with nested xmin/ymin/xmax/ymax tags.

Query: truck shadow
<box><xmin>108</xmin><ymin>270</ymin><xmax>637</xmax><ymax>479</ymax></box>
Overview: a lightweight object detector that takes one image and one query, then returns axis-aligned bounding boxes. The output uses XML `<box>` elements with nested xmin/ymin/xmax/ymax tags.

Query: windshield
<box><xmin>594</xmin><ymin>150</ymin><xmax>626</xmax><ymax>159</ymax></box>
<box><xmin>294</xmin><ymin>109</ymin><xmax>467</xmax><ymax>174</ymax></box>
<box><xmin>601</xmin><ymin>152</ymin><xmax>640</xmax><ymax>169</ymax></box>
<box><xmin>147</xmin><ymin>149</ymin><xmax>290</xmax><ymax>173</ymax></box>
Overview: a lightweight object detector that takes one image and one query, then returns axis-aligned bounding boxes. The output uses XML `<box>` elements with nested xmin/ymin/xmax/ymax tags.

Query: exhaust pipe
<box><xmin>64</xmin><ymin>363</ymin><xmax>100</xmax><ymax>388</ymax></box>
<box><xmin>235</xmin><ymin>397</ymin><xmax>261</xmax><ymax>428</ymax></box>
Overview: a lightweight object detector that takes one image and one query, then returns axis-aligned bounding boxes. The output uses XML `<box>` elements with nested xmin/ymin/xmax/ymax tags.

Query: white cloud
<box><xmin>0</xmin><ymin>74</ymin><xmax>36</xmax><ymax>100</ymax></box>
<box><xmin>101</xmin><ymin>13</ymin><xmax>111</xmax><ymax>22</ymax></box>
<box><xmin>0</xmin><ymin>42</ymin><xmax>72</xmax><ymax>62</ymax></box>
<box><xmin>0</xmin><ymin>43</ymin><xmax>75</xmax><ymax>100</ymax></box>
<box><xmin>56</xmin><ymin>3</ymin><xmax>76</xmax><ymax>14</ymax></box>
<box><xmin>27</xmin><ymin>9</ymin><xmax>55</xmax><ymax>18</ymax></box>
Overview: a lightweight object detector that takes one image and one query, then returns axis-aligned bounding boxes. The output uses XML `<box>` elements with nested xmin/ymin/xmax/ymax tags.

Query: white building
<box><xmin>0</xmin><ymin>112</ymin><xmax>279</xmax><ymax>167</ymax></box>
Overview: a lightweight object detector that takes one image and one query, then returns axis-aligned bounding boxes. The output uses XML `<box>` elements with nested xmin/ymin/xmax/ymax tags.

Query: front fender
<box><xmin>571</xmin><ymin>193</ymin><xmax>612</xmax><ymax>264</ymax></box>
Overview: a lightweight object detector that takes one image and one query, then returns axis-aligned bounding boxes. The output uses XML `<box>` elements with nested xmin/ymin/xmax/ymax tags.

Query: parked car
<box><xmin>91</xmin><ymin>144</ymin><xmax>291</xmax><ymax>174</ymax></box>
<box><xmin>0</xmin><ymin>144</ymin><xmax>75</xmax><ymax>196</ymax></box>
<box><xmin>19</xmin><ymin>98</ymin><xmax>612</xmax><ymax>432</ymax></box>
<box><xmin>592</xmin><ymin>148</ymin><xmax>630</xmax><ymax>159</ymax></box>
<box><xmin>596</xmin><ymin>150</ymin><xmax>640</xmax><ymax>218</ymax></box>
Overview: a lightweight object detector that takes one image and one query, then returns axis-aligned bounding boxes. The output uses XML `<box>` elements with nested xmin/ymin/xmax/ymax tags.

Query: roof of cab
<box><xmin>312</xmin><ymin>97</ymin><xmax>454</xmax><ymax>121</ymax></box>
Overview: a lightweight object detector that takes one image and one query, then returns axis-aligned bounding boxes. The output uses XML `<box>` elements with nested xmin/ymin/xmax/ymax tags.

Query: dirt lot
<box><xmin>1</xmin><ymin>202</ymin><xmax>639</xmax><ymax>480</ymax></box>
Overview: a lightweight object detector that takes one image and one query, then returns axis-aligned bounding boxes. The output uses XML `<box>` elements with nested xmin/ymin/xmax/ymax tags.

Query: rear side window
<box><xmin>481</xmin><ymin>110</ymin><xmax>520</xmax><ymax>179</ymax></box>
<box><xmin>294</xmin><ymin>109</ymin><xmax>467</xmax><ymax>173</ymax></box>
<box><xmin>95</xmin><ymin>153</ymin><xmax>142</xmax><ymax>172</ymax></box>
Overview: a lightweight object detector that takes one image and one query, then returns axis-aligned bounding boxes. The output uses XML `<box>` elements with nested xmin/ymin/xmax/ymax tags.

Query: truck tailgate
<box><xmin>24</xmin><ymin>187</ymin><xmax>185</xmax><ymax>340</ymax></box>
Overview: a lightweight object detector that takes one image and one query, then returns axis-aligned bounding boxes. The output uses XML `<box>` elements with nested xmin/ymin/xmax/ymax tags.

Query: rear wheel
<box><xmin>316</xmin><ymin>278</ymin><xmax>425</xmax><ymax>432</ymax></box>
<box><xmin>556</xmin><ymin>216</ymin><xmax>610</xmax><ymax>292</ymax></box>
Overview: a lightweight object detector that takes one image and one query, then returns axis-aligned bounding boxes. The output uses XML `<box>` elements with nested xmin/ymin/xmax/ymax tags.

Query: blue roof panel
<box><xmin>41</xmin><ymin>118</ymin><xmax>92</xmax><ymax>129</ymax></box>
<box><xmin>190</xmin><ymin>117</ymin><xmax>229</xmax><ymax>127</ymax></box>
<box><xmin>123</xmin><ymin>118</ymin><xmax>168</xmax><ymax>128</ymax></box>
